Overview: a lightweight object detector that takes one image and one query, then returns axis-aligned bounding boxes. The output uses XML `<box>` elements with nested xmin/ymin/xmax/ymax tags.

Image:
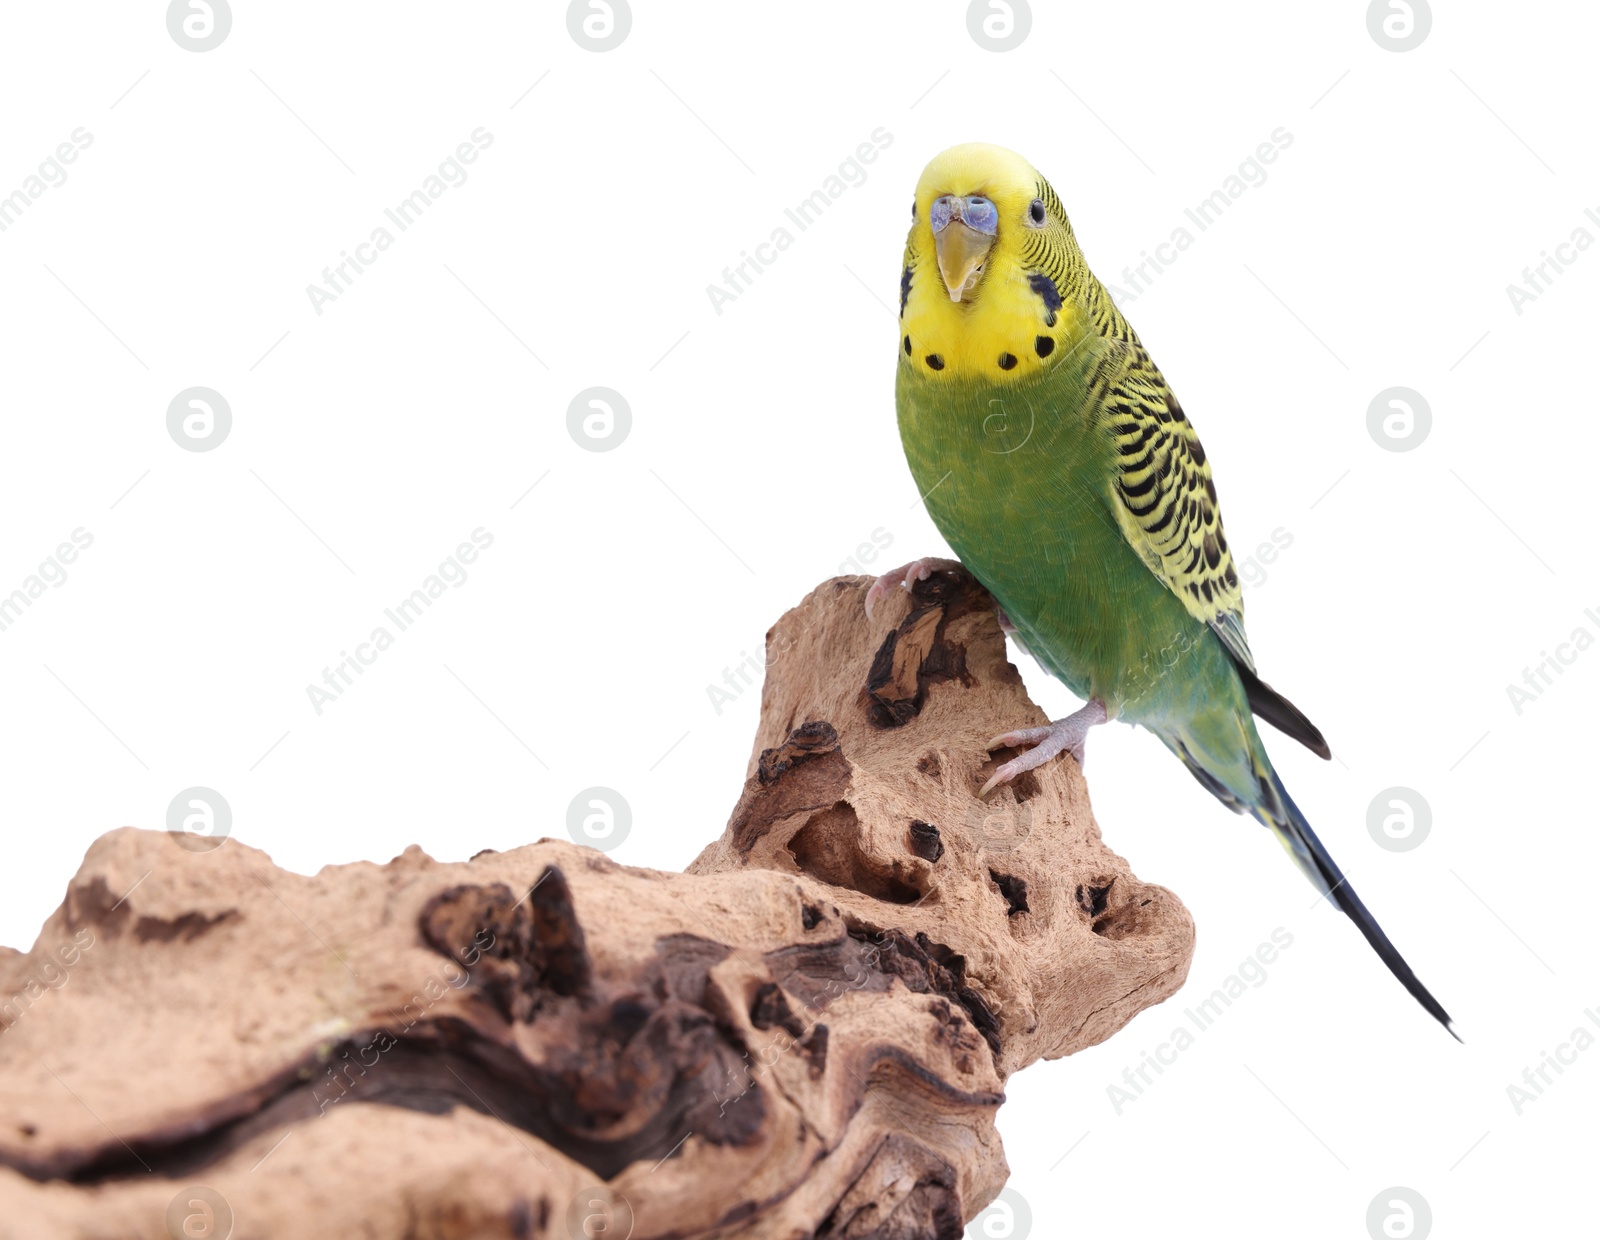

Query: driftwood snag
<box><xmin>0</xmin><ymin>570</ymin><xmax>1194</xmax><ymax>1239</ymax></box>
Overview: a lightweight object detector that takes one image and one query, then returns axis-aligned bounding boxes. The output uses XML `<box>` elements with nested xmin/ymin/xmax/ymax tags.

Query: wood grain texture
<box><xmin>0</xmin><ymin>570</ymin><xmax>1193</xmax><ymax>1239</ymax></box>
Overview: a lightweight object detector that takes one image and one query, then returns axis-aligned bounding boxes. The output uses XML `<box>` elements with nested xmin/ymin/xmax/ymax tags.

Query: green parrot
<box><xmin>871</xmin><ymin>142</ymin><xmax>1455</xmax><ymax>1036</ymax></box>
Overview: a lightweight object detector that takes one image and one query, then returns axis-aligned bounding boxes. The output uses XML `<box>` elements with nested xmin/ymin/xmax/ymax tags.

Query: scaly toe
<box><xmin>979</xmin><ymin>740</ymin><xmax>1069</xmax><ymax>796</ymax></box>
<box><xmin>979</xmin><ymin>701</ymin><xmax>1106</xmax><ymax>794</ymax></box>
<box><xmin>865</xmin><ymin>557</ymin><xmax>959</xmax><ymax>619</ymax></box>
<box><xmin>985</xmin><ymin>725</ymin><xmax>1053</xmax><ymax>751</ymax></box>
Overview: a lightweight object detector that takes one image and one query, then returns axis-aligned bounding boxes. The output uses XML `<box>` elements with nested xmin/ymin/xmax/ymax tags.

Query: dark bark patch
<box><xmin>418</xmin><ymin>870</ymin><xmax>591</xmax><ymax>1023</ymax></box>
<box><xmin>788</xmin><ymin>804</ymin><xmax>923</xmax><ymax>905</ymax></box>
<box><xmin>525</xmin><ymin>869</ymin><xmax>591</xmax><ymax>998</ymax></box>
<box><xmin>749</xmin><ymin>982</ymin><xmax>805</xmax><ymax>1038</ymax></box>
<box><xmin>802</xmin><ymin>1024</ymin><xmax>829</xmax><ymax>1079</ymax></box>
<box><xmin>650</xmin><ymin>934</ymin><xmax>732</xmax><ymax>1007</ymax></box>
<box><xmin>862</xmin><ymin>573</ymin><xmax>983</xmax><ymax>730</ymax></box>
<box><xmin>988</xmin><ymin>872</ymin><xmax>1029</xmax><ymax>917</ymax></box>
<box><xmin>757</xmin><ymin>721</ymin><xmax>839</xmax><ymax>785</ymax></box>
<box><xmin>855</xmin><ymin>929</ymin><xmax>1000</xmax><ymax>1056</ymax></box>
<box><xmin>133</xmin><ymin>910</ymin><xmax>239</xmax><ymax>944</ymax></box>
<box><xmin>908</xmin><ymin>821</ymin><xmax>943</xmax><ymax>863</ymax></box>
<box><xmin>925</xmin><ymin>999</ymin><xmax>986</xmax><ymax>1076</ymax></box>
<box><xmin>749</xmin><ymin>984</ymin><xmax>827</xmax><ymax>1077</ymax></box>
<box><xmin>729</xmin><ymin>723</ymin><xmax>852</xmax><ymax>855</ymax></box>
<box><xmin>765</xmin><ymin>928</ymin><xmax>1000</xmax><ymax>1059</ymax></box>
<box><xmin>1076</xmin><ymin>878</ymin><xmax>1145</xmax><ymax>938</ymax></box>
<box><xmin>1076</xmin><ymin>879</ymin><xmax>1113</xmax><ymax>919</ymax></box>
<box><xmin>63</xmin><ymin>876</ymin><xmax>131</xmax><ymax>938</ymax></box>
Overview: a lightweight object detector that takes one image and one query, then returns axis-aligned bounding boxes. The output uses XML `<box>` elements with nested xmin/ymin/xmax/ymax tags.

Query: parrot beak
<box><xmin>935</xmin><ymin>220</ymin><xmax>994</xmax><ymax>303</ymax></box>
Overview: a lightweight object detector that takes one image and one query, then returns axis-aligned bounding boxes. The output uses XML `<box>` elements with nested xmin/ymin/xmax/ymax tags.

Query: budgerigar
<box><xmin>869</xmin><ymin>143</ymin><xmax>1455</xmax><ymax>1036</ymax></box>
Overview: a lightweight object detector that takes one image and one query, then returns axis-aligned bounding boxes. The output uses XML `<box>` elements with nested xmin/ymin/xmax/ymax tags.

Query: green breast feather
<box><xmin>896</xmin><ymin>325</ymin><xmax>1327</xmax><ymax>757</ymax></box>
<box><xmin>897</xmin><ymin>331</ymin><xmax>1213</xmax><ymax>718</ymax></box>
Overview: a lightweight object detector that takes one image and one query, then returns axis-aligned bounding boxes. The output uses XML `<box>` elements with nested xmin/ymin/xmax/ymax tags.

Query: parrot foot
<box><xmin>864</xmin><ymin>557</ymin><xmax>962</xmax><ymax>619</ymax></box>
<box><xmin>980</xmin><ymin>699</ymin><xmax>1108</xmax><ymax>797</ymax></box>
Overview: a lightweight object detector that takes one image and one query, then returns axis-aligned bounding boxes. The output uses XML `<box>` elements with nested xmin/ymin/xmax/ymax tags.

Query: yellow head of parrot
<box><xmin>902</xmin><ymin>143</ymin><xmax>1085</xmax><ymax>379</ymax></box>
<box><xmin>912</xmin><ymin>143</ymin><xmax>1049</xmax><ymax>304</ymax></box>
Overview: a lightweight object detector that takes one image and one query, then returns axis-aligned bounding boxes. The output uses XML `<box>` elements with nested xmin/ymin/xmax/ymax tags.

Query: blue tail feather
<box><xmin>1261</xmin><ymin>770</ymin><xmax>1458</xmax><ymax>1039</ymax></box>
<box><xmin>1167</xmin><ymin>726</ymin><xmax>1458</xmax><ymax>1039</ymax></box>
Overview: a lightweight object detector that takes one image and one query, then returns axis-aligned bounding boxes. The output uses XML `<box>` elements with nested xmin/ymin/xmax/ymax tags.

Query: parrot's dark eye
<box><xmin>911</xmin><ymin>200</ymin><xmax>917</xmax><ymax>218</ymax></box>
<box><xmin>1029</xmin><ymin>198</ymin><xmax>1046</xmax><ymax>226</ymax></box>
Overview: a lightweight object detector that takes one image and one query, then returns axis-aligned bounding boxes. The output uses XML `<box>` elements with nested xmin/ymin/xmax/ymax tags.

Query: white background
<box><xmin>1</xmin><ymin>2</ymin><xmax>1595</xmax><ymax>1236</ymax></box>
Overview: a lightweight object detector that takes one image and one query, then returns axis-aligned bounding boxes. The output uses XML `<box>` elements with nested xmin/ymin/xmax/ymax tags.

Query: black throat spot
<box><xmin>1027</xmin><ymin>273</ymin><xmax>1062</xmax><ymax>327</ymax></box>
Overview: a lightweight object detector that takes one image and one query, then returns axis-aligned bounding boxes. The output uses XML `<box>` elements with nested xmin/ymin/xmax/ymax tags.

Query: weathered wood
<box><xmin>0</xmin><ymin>570</ymin><xmax>1193</xmax><ymax>1238</ymax></box>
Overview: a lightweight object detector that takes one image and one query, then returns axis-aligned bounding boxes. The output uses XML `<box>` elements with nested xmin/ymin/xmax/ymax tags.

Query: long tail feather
<box><xmin>1260</xmin><ymin>772</ymin><xmax>1460</xmax><ymax>1040</ymax></box>
<box><xmin>1168</xmin><ymin>728</ymin><xmax>1458</xmax><ymax>1038</ymax></box>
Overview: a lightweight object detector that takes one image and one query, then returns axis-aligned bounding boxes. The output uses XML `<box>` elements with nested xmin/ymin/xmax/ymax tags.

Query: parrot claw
<box><xmin>985</xmin><ymin>724</ymin><xmax>1054</xmax><ymax>750</ymax></box>
<box><xmin>864</xmin><ymin>557</ymin><xmax>963</xmax><ymax>619</ymax></box>
<box><xmin>979</xmin><ymin>699</ymin><xmax>1108</xmax><ymax>797</ymax></box>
